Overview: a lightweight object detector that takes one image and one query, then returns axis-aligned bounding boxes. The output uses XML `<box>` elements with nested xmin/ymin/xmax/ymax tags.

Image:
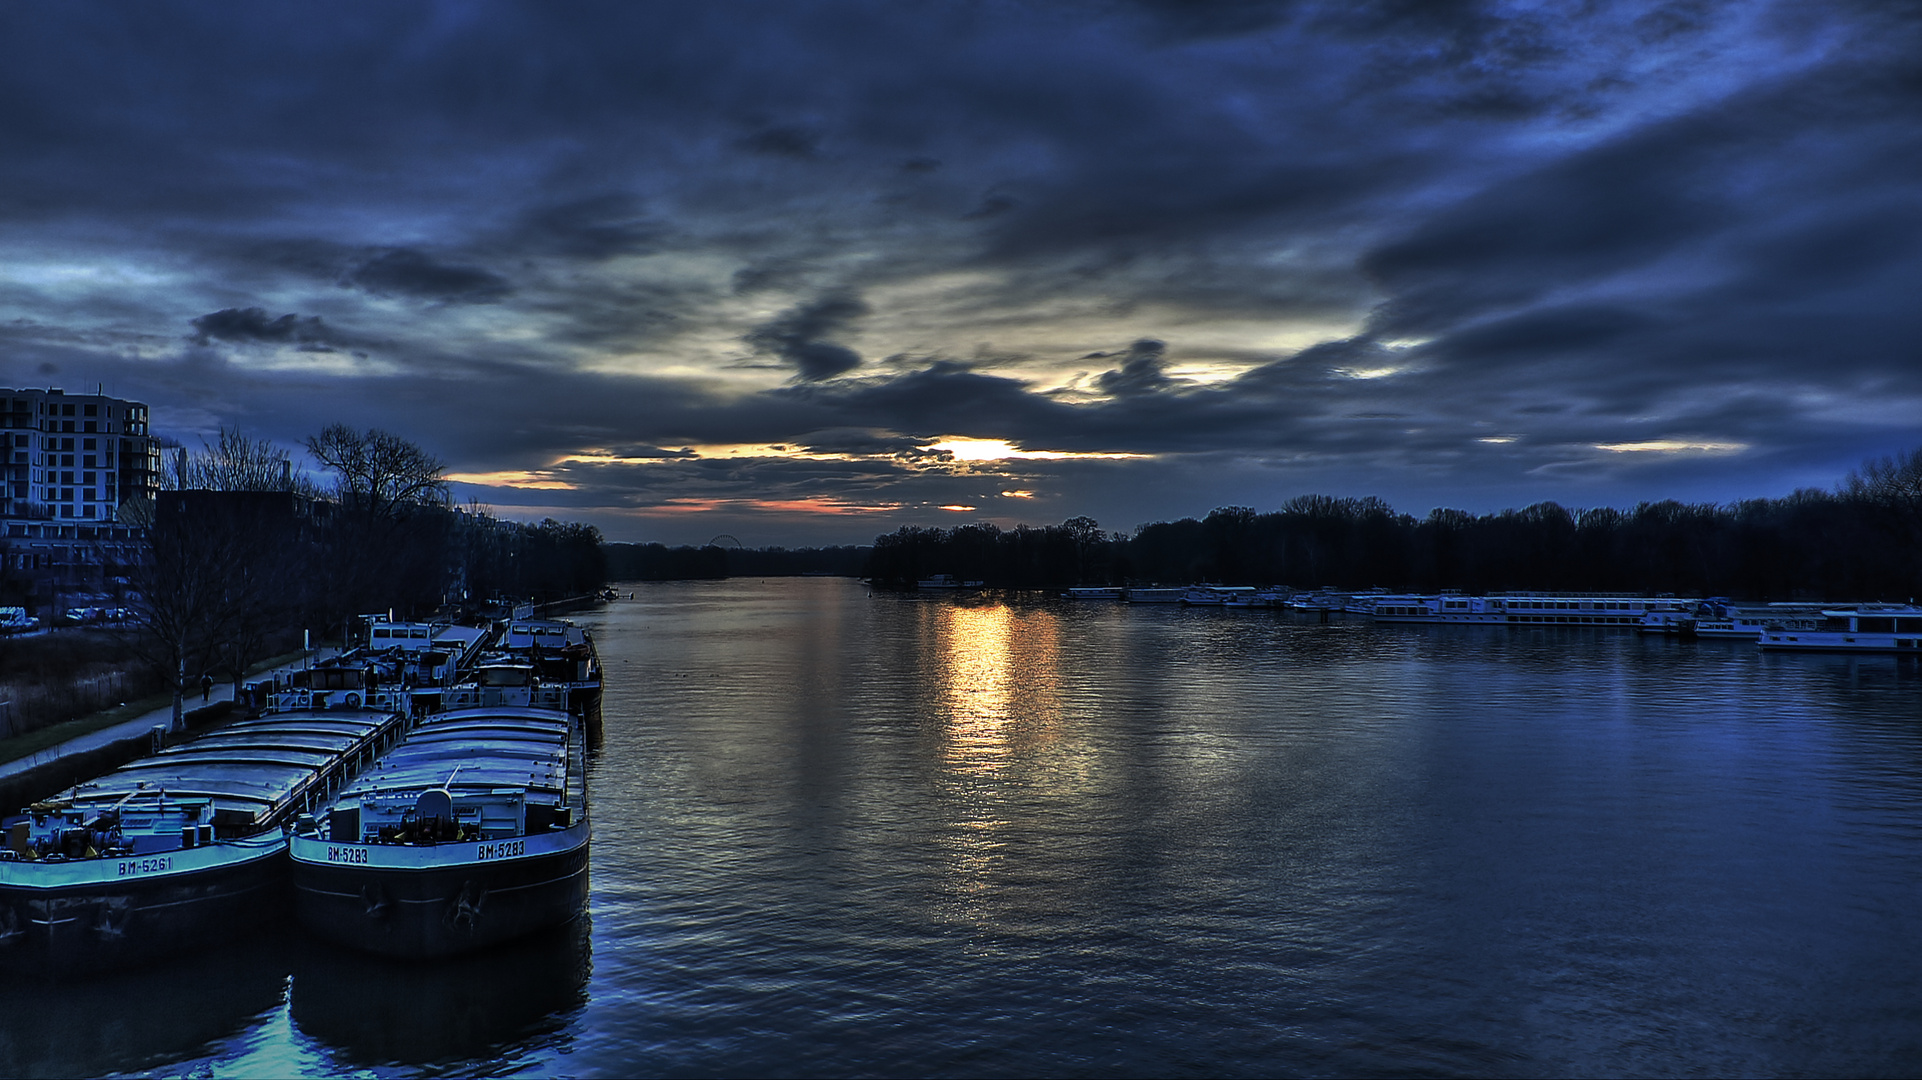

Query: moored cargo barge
<box><xmin>497</xmin><ymin>616</ymin><xmax>602</xmax><ymax>719</ymax></box>
<box><xmin>289</xmin><ymin>696</ymin><xmax>588</xmax><ymax>959</ymax></box>
<box><xmin>0</xmin><ymin>708</ymin><xmax>405</xmax><ymax>974</ymax></box>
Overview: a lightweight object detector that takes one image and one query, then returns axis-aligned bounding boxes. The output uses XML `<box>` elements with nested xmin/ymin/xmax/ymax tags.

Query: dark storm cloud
<box><xmin>501</xmin><ymin>195</ymin><xmax>666</xmax><ymax>260</ymax></box>
<box><xmin>1093</xmin><ymin>339</ymin><xmax>1177</xmax><ymax>397</ymax></box>
<box><xmin>1363</xmin><ymin>119</ymin><xmax>1743</xmax><ymax>341</ymax></box>
<box><xmin>745</xmin><ymin>292</ymin><xmax>871</xmax><ymax>381</ymax></box>
<box><xmin>1125</xmin><ymin>0</ymin><xmax>1297</xmax><ymax>40</ymax></box>
<box><xmin>738</xmin><ymin>126</ymin><xmax>822</xmax><ymax>159</ymax></box>
<box><xmin>788</xmin><ymin>428</ymin><xmax>929</xmax><ymax>457</ymax></box>
<box><xmin>597</xmin><ymin>444</ymin><xmax>699</xmax><ymax>461</ymax></box>
<box><xmin>188</xmin><ymin>308</ymin><xmax>350</xmax><ymax>350</ymax></box>
<box><xmin>800</xmin><ymin>361</ymin><xmax>1071</xmax><ymax>437</ymax></box>
<box><xmin>345</xmin><ymin>249</ymin><xmax>513</xmax><ymax>304</ymax></box>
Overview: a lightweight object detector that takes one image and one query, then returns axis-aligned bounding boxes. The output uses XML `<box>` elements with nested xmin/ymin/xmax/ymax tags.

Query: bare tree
<box><xmin>183</xmin><ymin>426</ymin><xmax>305</xmax><ymax>493</ymax></box>
<box><xmin>303</xmin><ymin>426</ymin><xmax>453</xmax><ymax>633</ymax></box>
<box><xmin>1842</xmin><ymin>446</ymin><xmax>1922</xmax><ymax>598</ymax></box>
<box><xmin>117</xmin><ymin>503</ymin><xmax>258</xmax><ymax>730</ymax></box>
<box><xmin>118</xmin><ymin>426</ymin><xmax>319</xmax><ymax>719</ymax></box>
<box><xmin>305</xmin><ymin>424</ymin><xmax>449</xmax><ymax>518</ymax></box>
<box><xmin>1843</xmin><ymin>447</ymin><xmax>1922</xmax><ymax>518</ymax></box>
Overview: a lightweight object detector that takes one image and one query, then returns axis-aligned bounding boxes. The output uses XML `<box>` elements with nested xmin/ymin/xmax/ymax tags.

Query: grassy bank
<box><xmin>0</xmin><ymin>630</ymin><xmax>166</xmax><ymax>742</ymax></box>
<box><xmin>0</xmin><ymin>646</ymin><xmax>313</xmax><ymax>767</ymax></box>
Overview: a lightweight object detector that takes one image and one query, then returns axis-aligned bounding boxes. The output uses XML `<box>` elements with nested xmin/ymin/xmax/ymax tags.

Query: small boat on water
<box><xmin>0</xmin><ymin>709</ymin><xmax>405</xmax><ymax>973</ymax></box>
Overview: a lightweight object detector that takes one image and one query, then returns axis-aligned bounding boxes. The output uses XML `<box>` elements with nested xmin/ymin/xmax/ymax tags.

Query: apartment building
<box><xmin>3</xmin><ymin>387</ymin><xmax>161</xmax><ymax>522</ymax></box>
<box><xmin>1</xmin><ymin>387</ymin><xmax>161</xmax><ymax>616</ymax></box>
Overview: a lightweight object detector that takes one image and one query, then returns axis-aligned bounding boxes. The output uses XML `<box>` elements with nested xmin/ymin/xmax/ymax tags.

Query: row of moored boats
<box><xmin>0</xmin><ymin>609</ymin><xmax>601</xmax><ymax>974</ymax></box>
<box><xmin>1063</xmin><ymin>587</ymin><xmax>1922</xmax><ymax>653</ymax></box>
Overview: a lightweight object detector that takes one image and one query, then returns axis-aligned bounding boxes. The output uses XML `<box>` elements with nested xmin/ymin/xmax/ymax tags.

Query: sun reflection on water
<box><xmin>923</xmin><ymin>602</ymin><xmax>1069</xmax><ymax>927</ymax></box>
<box><xmin>937</xmin><ymin>604</ymin><xmax>1016</xmax><ymax>767</ymax></box>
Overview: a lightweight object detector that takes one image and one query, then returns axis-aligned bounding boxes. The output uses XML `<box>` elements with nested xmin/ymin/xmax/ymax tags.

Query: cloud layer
<box><xmin>2</xmin><ymin>0</ymin><xmax>1918</xmax><ymax>544</ymax></box>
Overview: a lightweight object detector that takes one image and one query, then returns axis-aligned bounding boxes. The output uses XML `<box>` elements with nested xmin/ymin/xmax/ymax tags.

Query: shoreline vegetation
<box><xmin>632</xmin><ymin>447</ymin><xmax>1922</xmax><ymax>603</ymax></box>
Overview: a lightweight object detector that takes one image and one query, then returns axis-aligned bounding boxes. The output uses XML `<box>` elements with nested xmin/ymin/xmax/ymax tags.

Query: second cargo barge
<box><xmin>0</xmin><ymin>708</ymin><xmax>406</xmax><ymax>974</ymax></box>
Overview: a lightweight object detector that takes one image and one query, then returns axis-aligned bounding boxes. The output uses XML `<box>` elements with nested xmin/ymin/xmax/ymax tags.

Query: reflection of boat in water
<box><xmin>290</xmin><ymin>917</ymin><xmax>590</xmax><ymax>1066</ymax></box>
<box><xmin>0</xmin><ymin>709</ymin><xmax>404</xmax><ymax>974</ymax></box>
<box><xmin>288</xmin><ymin>680</ymin><xmax>590</xmax><ymax>957</ymax></box>
<box><xmin>0</xmin><ymin>930</ymin><xmax>290</xmax><ymax>1074</ymax></box>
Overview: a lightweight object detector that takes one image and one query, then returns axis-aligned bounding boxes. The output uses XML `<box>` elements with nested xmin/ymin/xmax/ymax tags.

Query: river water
<box><xmin>4</xmin><ymin>577</ymin><xmax>1921</xmax><ymax>1077</ymax></box>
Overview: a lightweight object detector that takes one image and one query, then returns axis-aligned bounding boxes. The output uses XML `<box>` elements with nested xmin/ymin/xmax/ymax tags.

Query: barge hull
<box><xmin>0</xmin><ymin>843</ymin><xmax>285</xmax><ymax>975</ymax></box>
<box><xmin>291</xmin><ymin>835</ymin><xmax>588</xmax><ymax>959</ymax></box>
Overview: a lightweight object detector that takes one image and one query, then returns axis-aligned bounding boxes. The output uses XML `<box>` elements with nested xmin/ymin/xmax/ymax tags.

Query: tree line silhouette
<box><xmin>863</xmin><ymin>449</ymin><xmax>1922</xmax><ymax>601</ymax></box>
<box><xmin>602</xmin><ymin>543</ymin><xmax>868</xmax><ymax>581</ymax></box>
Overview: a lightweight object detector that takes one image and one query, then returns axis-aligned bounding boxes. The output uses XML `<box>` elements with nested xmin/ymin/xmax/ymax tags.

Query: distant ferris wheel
<box><xmin>707</xmin><ymin>534</ymin><xmax>743</xmax><ymax>549</ymax></box>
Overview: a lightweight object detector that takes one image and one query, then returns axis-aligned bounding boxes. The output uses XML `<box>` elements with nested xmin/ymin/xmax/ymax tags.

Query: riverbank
<box><xmin>0</xmin><ymin>647</ymin><xmax>338</xmax><ymax>810</ymax></box>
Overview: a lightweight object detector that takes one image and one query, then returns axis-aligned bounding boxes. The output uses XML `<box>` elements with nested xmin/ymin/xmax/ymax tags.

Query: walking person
<box><xmin>200</xmin><ymin>673</ymin><xmax>213</xmax><ymax>703</ymax></box>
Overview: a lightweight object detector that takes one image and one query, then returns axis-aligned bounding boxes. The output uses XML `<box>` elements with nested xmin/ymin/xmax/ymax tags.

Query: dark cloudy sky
<box><xmin>5</xmin><ymin>1</ymin><xmax>1919</xmax><ymax>545</ymax></box>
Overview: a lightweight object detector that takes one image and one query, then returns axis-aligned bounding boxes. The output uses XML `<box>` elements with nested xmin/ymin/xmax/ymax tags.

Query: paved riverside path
<box><xmin>0</xmin><ymin>648</ymin><xmax>339</xmax><ymax>783</ymax></box>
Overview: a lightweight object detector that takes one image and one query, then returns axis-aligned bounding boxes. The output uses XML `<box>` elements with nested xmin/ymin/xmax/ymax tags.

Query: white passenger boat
<box><xmin>1486</xmin><ymin>593</ymin><xmax>1689</xmax><ymax>627</ymax></box>
<box><xmin>288</xmin><ymin>702</ymin><xmax>588</xmax><ymax>959</ymax></box>
<box><xmin>1342</xmin><ymin>589</ymin><xmax>1392</xmax><ymax>615</ymax></box>
<box><xmin>915</xmin><ymin>574</ymin><xmax>983</xmax><ymax>590</ymax></box>
<box><xmin>1125</xmin><ymin>587</ymin><xmax>1185</xmax><ymax>604</ymax></box>
<box><xmin>1370</xmin><ymin>594</ymin><xmax>1506</xmax><ymax>624</ymax></box>
<box><xmin>1757</xmin><ymin>606</ymin><xmax>1922</xmax><ymax>653</ymax></box>
<box><xmin>1287</xmin><ymin>590</ymin><xmax>1345</xmax><ymax>612</ymax></box>
<box><xmin>1182</xmin><ymin>586</ymin><xmax>1257</xmax><ymax>606</ymax></box>
<box><xmin>0</xmin><ymin>709</ymin><xmax>404</xmax><ymax>973</ymax></box>
<box><xmin>1701</xmin><ymin>602</ymin><xmax>1829</xmax><ymax>639</ymax></box>
<box><xmin>1223</xmin><ymin>587</ymin><xmax>1290</xmax><ymax>608</ymax></box>
<box><xmin>1063</xmin><ymin>586</ymin><xmax>1126</xmax><ymax>600</ymax></box>
<box><xmin>1640</xmin><ymin>600</ymin><xmax>1832</xmax><ymax>639</ymax></box>
<box><xmin>1372</xmin><ymin>592</ymin><xmax>1688</xmax><ymax>627</ymax></box>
